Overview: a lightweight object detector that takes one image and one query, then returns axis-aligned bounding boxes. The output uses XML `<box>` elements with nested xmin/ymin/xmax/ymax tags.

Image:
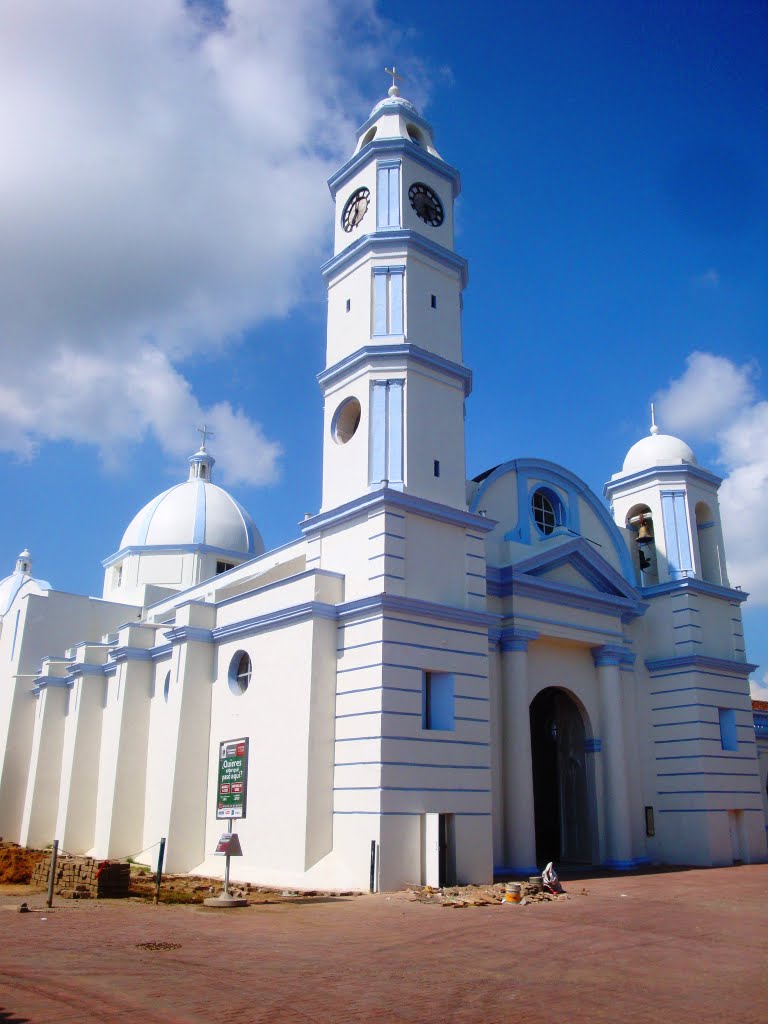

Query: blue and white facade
<box><xmin>0</xmin><ymin>87</ymin><xmax>764</xmax><ymax>888</ymax></box>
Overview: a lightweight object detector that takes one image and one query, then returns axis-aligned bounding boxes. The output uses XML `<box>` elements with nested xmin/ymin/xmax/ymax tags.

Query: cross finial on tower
<box><xmin>384</xmin><ymin>66</ymin><xmax>403</xmax><ymax>97</ymax></box>
<box><xmin>197</xmin><ymin>424</ymin><xmax>215</xmax><ymax>450</ymax></box>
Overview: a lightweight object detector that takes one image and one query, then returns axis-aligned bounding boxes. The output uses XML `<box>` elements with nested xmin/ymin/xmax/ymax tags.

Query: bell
<box><xmin>637</xmin><ymin>518</ymin><xmax>653</xmax><ymax>544</ymax></box>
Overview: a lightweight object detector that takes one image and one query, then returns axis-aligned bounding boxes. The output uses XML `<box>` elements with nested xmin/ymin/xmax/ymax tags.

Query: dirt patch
<box><xmin>0</xmin><ymin>841</ymin><xmax>47</xmax><ymax>884</ymax></box>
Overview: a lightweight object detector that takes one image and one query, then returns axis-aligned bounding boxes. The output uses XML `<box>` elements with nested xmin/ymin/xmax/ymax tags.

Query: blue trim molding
<box><xmin>303</xmin><ymin>488</ymin><xmax>496</xmax><ymax>538</ymax></box>
<box><xmin>645</xmin><ymin>654</ymin><xmax>758</xmax><ymax>677</ymax></box>
<box><xmin>321</xmin><ymin>229</ymin><xmax>468</xmax><ymax>290</ymax></box>
<box><xmin>641</xmin><ymin>577</ymin><xmax>749</xmax><ymax>603</ymax></box>
<box><xmin>318</xmin><ymin>343</ymin><xmax>472</xmax><ymax>399</ymax></box>
<box><xmin>604</xmin><ymin>462</ymin><xmax>723</xmax><ymax>497</ymax></box>
<box><xmin>328</xmin><ymin>137</ymin><xmax>461</xmax><ymax>200</ymax></box>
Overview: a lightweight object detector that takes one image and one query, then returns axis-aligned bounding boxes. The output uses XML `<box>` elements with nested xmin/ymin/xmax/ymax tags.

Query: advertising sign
<box><xmin>216</xmin><ymin>737</ymin><xmax>248</xmax><ymax>819</ymax></box>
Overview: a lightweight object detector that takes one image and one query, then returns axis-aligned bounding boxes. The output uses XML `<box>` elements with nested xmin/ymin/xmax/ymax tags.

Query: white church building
<box><xmin>0</xmin><ymin>85</ymin><xmax>765</xmax><ymax>891</ymax></box>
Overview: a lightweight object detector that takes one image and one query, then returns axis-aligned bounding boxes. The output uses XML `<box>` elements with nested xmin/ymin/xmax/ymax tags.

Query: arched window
<box><xmin>228</xmin><ymin>651</ymin><xmax>252</xmax><ymax>695</ymax></box>
<box><xmin>626</xmin><ymin>504</ymin><xmax>658</xmax><ymax>584</ymax></box>
<box><xmin>695</xmin><ymin>502</ymin><xmax>722</xmax><ymax>584</ymax></box>
<box><xmin>531</xmin><ymin>487</ymin><xmax>564</xmax><ymax>536</ymax></box>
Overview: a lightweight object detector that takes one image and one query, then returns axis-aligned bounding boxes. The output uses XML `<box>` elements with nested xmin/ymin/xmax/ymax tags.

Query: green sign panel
<box><xmin>216</xmin><ymin>737</ymin><xmax>249</xmax><ymax>820</ymax></box>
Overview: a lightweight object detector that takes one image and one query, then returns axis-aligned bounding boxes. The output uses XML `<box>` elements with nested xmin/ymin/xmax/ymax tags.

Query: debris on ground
<box><xmin>405</xmin><ymin>880</ymin><xmax>576</xmax><ymax>907</ymax></box>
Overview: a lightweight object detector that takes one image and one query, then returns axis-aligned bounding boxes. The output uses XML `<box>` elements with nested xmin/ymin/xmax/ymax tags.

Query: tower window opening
<box><xmin>431</xmin><ymin>294</ymin><xmax>437</xmax><ymax>308</ymax></box>
<box><xmin>346</xmin><ymin>298</ymin><xmax>351</xmax><ymax>312</ymax></box>
<box><xmin>115</xmin><ymin>564</ymin><xmax>123</xmax><ymax>587</ymax></box>
<box><xmin>434</xmin><ymin>460</ymin><xmax>440</xmax><ymax>477</ymax></box>
<box><xmin>627</xmin><ymin>504</ymin><xmax>658</xmax><ymax>584</ymax></box>
<box><xmin>531</xmin><ymin>488</ymin><xmax>563</xmax><ymax>536</ymax></box>
<box><xmin>407</xmin><ymin>123</ymin><xmax>423</xmax><ymax>146</ymax></box>
<box><xmin>200</xmin><ymin>465</ymin><xmax>206</xmax><ymax>479</ymax></box>
<box><xmin>361</xmin><ymin>126</ymin><xmax>377</xmax><ymax>148</ymax></box>
<box><xmin>332</xmin><ymin>397</ymin><xmax>362</xmax><ymax>445</ymax></box>
<box><xmin>373</xmin><ymin>266</ymin><xmax>405</xmax><ymax>336</ymax></box>
<box><xmin>695</xmin><ymin>501</ymin><xmax>722</xmax><ymax>584</ymax></box>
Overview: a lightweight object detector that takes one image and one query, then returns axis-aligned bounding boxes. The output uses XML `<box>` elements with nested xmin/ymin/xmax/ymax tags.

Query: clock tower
<box><xmin>317</xmin><ymin>80</ymin><xmax>470</xmax><ymax>516</ymax></box>
<box><xmin>302</xmin><ymin>80</ymin><xmax>494</xmax><ymax>890</ymax></box>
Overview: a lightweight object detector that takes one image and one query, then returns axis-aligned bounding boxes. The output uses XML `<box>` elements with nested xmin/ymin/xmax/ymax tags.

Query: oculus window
<box><xmin>229</xmin><ymin>652</ymin><xmax>252</xmax><ymax>696</ymax></box>
<box><xmin>531</xmin><ymin>487</ymin><xmax>564</xmax><ymax>536</ymax></box>
<box><xmin>332</xmin><ymin>397</ymin><xmax>361</xmax><ymax>445</ymax></box>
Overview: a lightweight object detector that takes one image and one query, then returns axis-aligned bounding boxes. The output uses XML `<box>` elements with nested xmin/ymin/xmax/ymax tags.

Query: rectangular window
<box><xmin>434</xmin><ymin>460</ymin><xmax>440</xmax><ymax>477</ymax></box>
<box><xmin>661</xmin><ymin>491</ymin><xmax>693</xmax><ymax>578</ymax></box>
<box><xmin>423</xmin><ymin>672</ymin><xmax>454</xmax><ymax>730</ymax></box>
<box><xmin>377</xmin><ymin>161</ymin><xmax>401</xmax><ymax>228</ymax></box>
<box><xmin>718</xmin><ymin>708</ymin><xmax>738</xmax><ymax>751</ymax></box>
<box><xmin>373</xmin><ymin>266</ymin><xmax>405</xmax><ymax>336</ymax></box>
<box><xmin>346</xmin><ymin>298</ymin><xmax>351</xmax><ymax>312</ymax></box>
<box><xmin>431</xmin><ymin>294</ymin><xmax>437</xmax><ymax>308</ymax></box>
<box><xmin>369</xmin><ymin>380</ymin><xmax>404</xmax><ymax>485</ymax></box>
<box><xmin>216</xmin><ymin>561</ymin><xmax>235</xmax><ymax>575</ymax></box>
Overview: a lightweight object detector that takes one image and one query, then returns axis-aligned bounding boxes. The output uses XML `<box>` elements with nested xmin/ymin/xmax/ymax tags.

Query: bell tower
<box><xmin>318</xmin><ymin>77</ymin><xmax>470</xmax><ymax>514</ymax></box>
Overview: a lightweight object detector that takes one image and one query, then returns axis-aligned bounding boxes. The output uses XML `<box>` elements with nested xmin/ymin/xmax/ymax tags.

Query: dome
<box><xmin>118</xmin><ymin>449</ymin><xmax>263</xmax><ymax>558</ymax></box>
<box><xmin>0</xmin><ymin>551</ymin><xmax>50</xmax><ymax>617</ymax></box>
<box><xmin>622</xmin><ymin>428</ymin><xmax>697</xmax><ymax>475</ymax></box>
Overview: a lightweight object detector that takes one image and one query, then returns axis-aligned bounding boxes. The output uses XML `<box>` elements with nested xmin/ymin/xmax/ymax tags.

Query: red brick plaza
<box><xmin>1</xmin><ymin>864</ymin><xmax>766</xmax><ymax>1024</ymax></box>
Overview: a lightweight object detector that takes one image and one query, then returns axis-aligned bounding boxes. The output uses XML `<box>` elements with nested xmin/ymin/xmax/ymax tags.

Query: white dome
<box><xmin>119</xmin><ymin>479</ymin><xmax>263</xmax><ymax>557</ymax></box>
<box><xmin>0</xmin><ymin>557</ymin><xmax>50</xmax><ymax>617</ymax></box>
<box><xmin>622</xmin><ymin>431</ymin><xmax>697</xmax><ymax>475</ymax></box>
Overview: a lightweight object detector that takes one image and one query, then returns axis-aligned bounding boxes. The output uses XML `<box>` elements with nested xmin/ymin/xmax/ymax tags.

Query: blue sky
<box><xmin>1</xmin><ymin>1</ymin><xmax>766</xmax><ymax>691</ymax></box>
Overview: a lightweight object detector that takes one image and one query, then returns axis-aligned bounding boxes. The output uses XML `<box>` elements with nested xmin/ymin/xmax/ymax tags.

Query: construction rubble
<box><xmin>406</xmin><ymin>880</ymin><xmax>580</xmax><ymax>907</ymax></box>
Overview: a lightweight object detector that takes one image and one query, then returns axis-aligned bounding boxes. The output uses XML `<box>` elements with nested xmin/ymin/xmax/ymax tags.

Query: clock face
<box><xmin>342</xmin><ymin>187</ymin><xmax>370</xmax><ymax>232</ymax></box>
<box><xmin>408</xmin><ymin>182</ymin><xmax>444</xmax><ymax>227</ymax></box>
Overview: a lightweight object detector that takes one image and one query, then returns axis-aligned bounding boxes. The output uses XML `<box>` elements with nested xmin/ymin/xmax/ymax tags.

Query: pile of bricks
<box><xmin>31</xmin><ymin>856</ymin><xmax>130</xmax><ymax>899</ymax></box>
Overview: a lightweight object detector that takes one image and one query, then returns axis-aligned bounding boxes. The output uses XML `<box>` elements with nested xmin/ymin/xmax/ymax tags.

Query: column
<box><xmin>592</xmin><ymin>645</ymin><xmax>633</xmax><ymax>868</ymax></box>
<box><xmin>500</xmin><ymin>629</ymin><xmax>539</xmax><ymax>873</ymax></box>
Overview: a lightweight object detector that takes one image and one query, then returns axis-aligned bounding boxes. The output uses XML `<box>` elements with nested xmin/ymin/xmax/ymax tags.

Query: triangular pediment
<box><xmin>512</xmin><ymin>537</ymin><xmax>638</xmax><ymax>601</ymax></box>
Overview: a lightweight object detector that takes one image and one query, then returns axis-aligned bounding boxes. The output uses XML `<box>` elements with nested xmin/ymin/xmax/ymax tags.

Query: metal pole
<box><xmin>46</xmin><ymin>840</ymin><xmax>59</xmax><ymax>909</ymax></box>
<box><xmin>223</xmin><ymin>818</ymin><xmax>232</xmax><ymax>897</ymax></box>
<box><xmin>154</xmin><ymin>837</ymin><xmax>166</xmax><ymax>904</ymax></box>
<box><xmin>369</xmin><ymin>839</ymin><xmax>376</xmax><ymax>893</ymax></box>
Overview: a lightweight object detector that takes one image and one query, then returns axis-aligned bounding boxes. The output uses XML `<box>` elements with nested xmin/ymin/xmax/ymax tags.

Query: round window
<box><xmin>228</xmin><ymin>651</ymin><xmax>252</xmax><ymax>695</ymax></box>
<box><xmin>531</xmin><ymin>488</ymin><xmax>562</xmax><ymax>536</ymax></box>
<box><xmin>332</xmin><ymin>397</ymin><xmax>361</xmax><ymax>445</ymax></box>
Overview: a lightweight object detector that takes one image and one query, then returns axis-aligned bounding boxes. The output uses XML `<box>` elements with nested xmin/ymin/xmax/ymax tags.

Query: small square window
<box><xmin>423</xmin><ymin>672</ymin><xmax>454</xmax><ymax>730</ymax></box>
<box><xmin>718</xmin><ymin>708</ymin><xmax>738</xmax><ymax>751</ymax></box>
<box><xmin>346</xmin><ymin>298</ymin><xmax>351</xmax><ymax>312</ymax></box>
<box><xmin>430</xmin><ymin>294</ymin><xmax>437</xmax><ymax>308</ymax></box>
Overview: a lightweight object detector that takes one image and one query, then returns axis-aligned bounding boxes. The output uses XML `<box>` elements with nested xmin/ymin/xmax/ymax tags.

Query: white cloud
<box><xmin>692</xmin><ymin>268</ymin><xmax>720</xmax><ymax>289</ymax></box>
<box><xmin>0</xmin><ymin>0</ymin><xmax>410</xmax><ymax>485</ymax></box>
<box><xmin>655</xmin><ymin>352</ymin><xmax>768</xmax><ymax>604</ymax></box>
<box><xmin>654</xmin><ymin>351</ymin><xmax>757</xmax><ymax>439</ymax></box>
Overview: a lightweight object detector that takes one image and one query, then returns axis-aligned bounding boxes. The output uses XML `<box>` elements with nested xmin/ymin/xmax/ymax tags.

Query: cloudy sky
<box><xmin>1</xmin><ymin>1</ymin><xmax>766</xmax><ymax>691</ymax></box>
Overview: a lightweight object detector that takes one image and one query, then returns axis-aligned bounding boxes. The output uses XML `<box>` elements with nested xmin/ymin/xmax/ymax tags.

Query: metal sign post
<box><xmin>204</xmin><ymin>737</ymin><xmax>248</xmax><ymax>909</ymax></box>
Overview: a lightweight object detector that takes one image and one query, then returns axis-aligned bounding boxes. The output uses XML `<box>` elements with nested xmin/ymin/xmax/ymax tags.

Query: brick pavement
<box><xmin>0</xmin><ymin>865</ymin><xmax>766</xmax><ymax>1023</ymax></box>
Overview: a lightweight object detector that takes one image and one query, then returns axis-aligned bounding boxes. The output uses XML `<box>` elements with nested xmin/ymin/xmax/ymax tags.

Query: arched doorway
<box><xmin>530</xmin><ymin>687</ymin><xmax>592</xmax><ymax>865</ymax></box>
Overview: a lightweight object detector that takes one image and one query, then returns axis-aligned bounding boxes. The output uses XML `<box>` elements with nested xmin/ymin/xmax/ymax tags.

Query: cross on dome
<box><xmin>197</xmin><ymin>423</ymin><xmax>215</xmax><ymax>451</ymax></box>
<box><xmin>384</xmin><ymin>65</ymin><xmax>403</xmax><ymax>97</ymax></box>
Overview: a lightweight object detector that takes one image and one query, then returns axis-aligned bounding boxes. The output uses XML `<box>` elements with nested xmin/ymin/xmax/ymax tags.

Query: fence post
<box><xmin>154</xmin><ymin>837</ymin><xmax>166</xmax><ymax>905</ymax></box>
<box><xmin>46</xmin><ymin>840</ymin><xmax>59</xmax><ymax>909</ymax></box>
